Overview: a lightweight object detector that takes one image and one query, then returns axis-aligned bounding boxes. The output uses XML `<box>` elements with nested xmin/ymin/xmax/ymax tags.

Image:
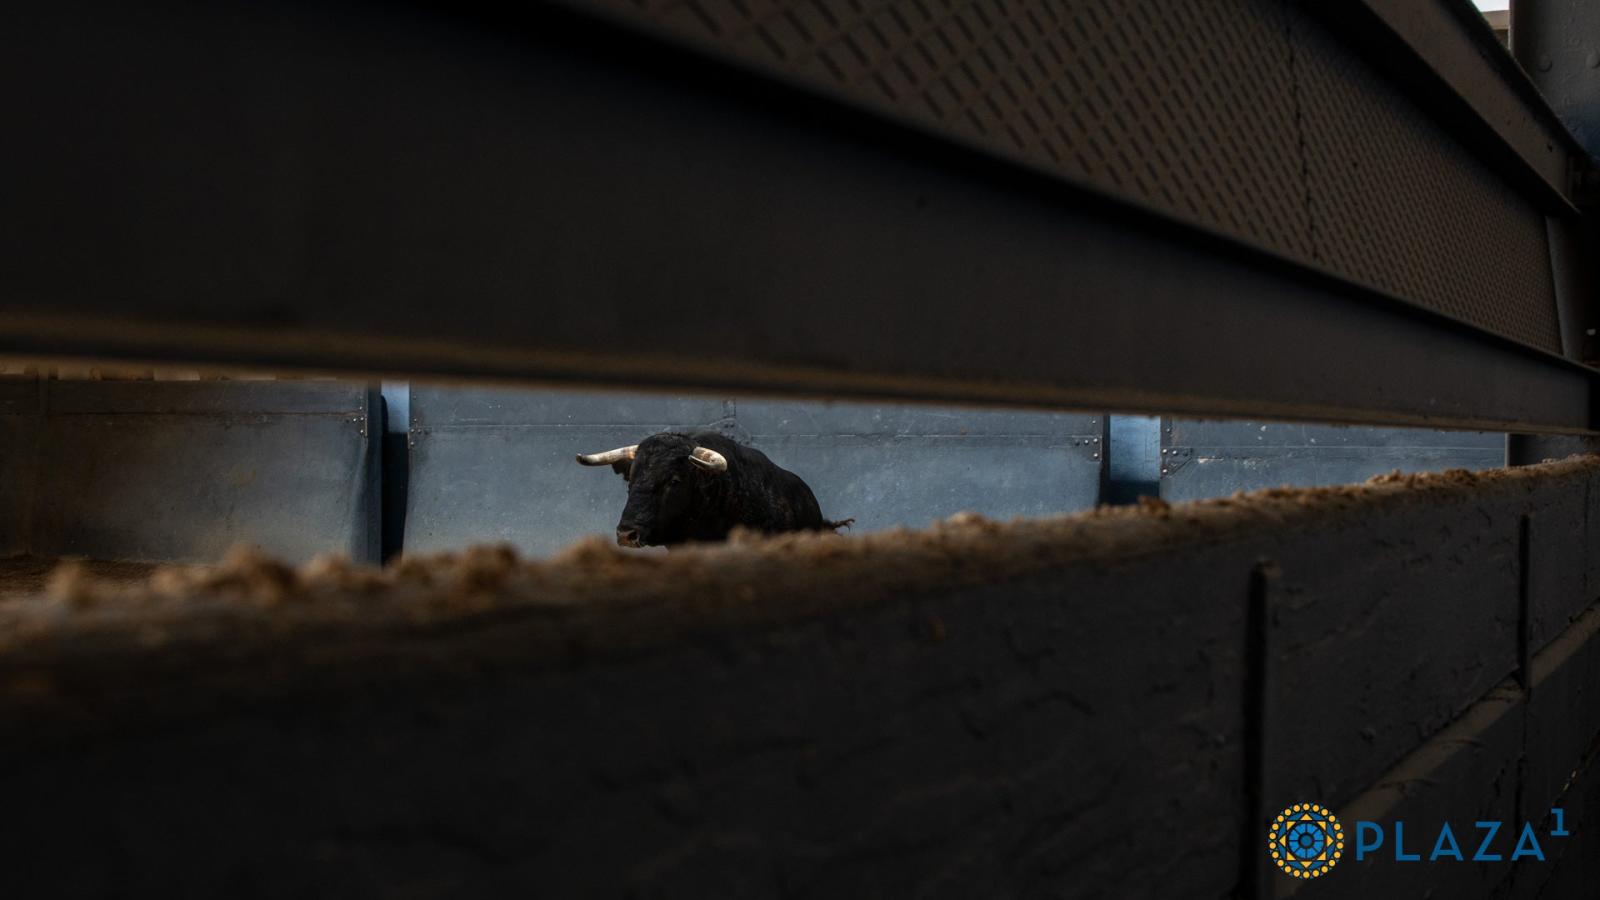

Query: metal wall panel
<box><xmin>577</xmin><ymin>0</ymin><xmax>1565</xmax><ymax>351</ymax></box>
<box><xmin>1</xmin><ymin>1</ymin><xmax>1593</xmax><ymax>433</ymax></box>
<box><xmin>0</xmin><ymin>380</ymin><xmax>41</xmax><ymax>557</ymax></box>
<box><xmin>737</xmin><ymin>400</ymin><xmax>1106</xmax><ymax>533</ymax></box>
<box><xmin>405</xmin><ymin>388</ymin><xmax>731</xmax><ymax>556</ymax></box>
<box><xmin>1160</xmin><ymin>418</ymin><xmax>1506</xmax><ymax>502</ymax></box>
<box><xmin>1290</xmin><ymin>3</ymin><xmax>1562</xmax><ymax>352</ymax></box>
<box><xmin>584</xmin><ymin>0</ymin><xmax>1314</xmax><ymax>261</ymax></box>
<box><xmin>0</xmin><ymin>380</ymin><xmax>379</xmax><ymax>565</ymax></box>
<box><xmin>405</xmin><ymin>387</ymin><xmax>1106</xmax><ymax>555</ymax></box>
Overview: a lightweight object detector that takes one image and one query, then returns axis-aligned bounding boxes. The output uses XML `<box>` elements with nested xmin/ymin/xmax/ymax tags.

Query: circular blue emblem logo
<box><xmin>1268</xmin><ymin>803</ymin><xmax>1343</xmax><ymax>879</ymax></box>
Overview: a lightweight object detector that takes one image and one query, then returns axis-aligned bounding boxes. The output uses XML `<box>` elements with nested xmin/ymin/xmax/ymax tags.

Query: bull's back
<box><xmin>770</xmin><ymin>466</ymin><xmax>826</xmax><ymax>530</ymax></box>
<box><xmin>719</xmin><ymin>440</ymin><xmax>828</xmax><ymax>532</ymax></box>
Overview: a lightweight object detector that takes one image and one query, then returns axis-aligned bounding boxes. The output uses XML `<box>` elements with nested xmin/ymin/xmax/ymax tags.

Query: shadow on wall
<box><xmin>400</xmin><ymin>386</ymin><xmax>1108</xmax><ymax>557</ymax></box>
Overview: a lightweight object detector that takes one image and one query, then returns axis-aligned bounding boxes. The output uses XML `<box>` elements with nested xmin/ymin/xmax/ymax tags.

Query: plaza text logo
<box><xmin>1268</xmin><ymin>803</ymin><xmax>1571</xmax><ymax>879</ymax></box>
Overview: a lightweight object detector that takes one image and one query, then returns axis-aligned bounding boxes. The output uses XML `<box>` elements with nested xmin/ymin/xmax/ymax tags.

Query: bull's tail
<box><xmin>824</xmin><ymin>517</ymin><xmax>856</xmax><ymax>532</ymax></box>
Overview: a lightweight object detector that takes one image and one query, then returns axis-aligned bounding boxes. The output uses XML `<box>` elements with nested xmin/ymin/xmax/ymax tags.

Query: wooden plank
<box><xmin>0</xmin><ymin>459</ymin><xmax>1595</xmax><ymax>896</ymax></box>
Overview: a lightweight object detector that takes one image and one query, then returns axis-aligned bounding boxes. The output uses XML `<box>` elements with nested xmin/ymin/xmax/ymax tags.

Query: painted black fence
<box><xmin>0</xmin><ymin>459</ymin><xmax>1594</xmax><ymax>899</ymax></box>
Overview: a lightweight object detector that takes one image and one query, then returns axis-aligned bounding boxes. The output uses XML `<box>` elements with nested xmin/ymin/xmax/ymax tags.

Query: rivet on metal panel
<box><xmin>1538</xmin><ymin>54</ymin><xmax>1553</xmax><ymax>72</ymax></box>
<box><xmin>1587</xmin><ymin>51</ymin><xmax>1599</xmax><ymax>69</ymax></box>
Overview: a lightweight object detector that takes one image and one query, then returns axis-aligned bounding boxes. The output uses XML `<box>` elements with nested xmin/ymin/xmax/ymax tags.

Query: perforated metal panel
<box><xmin>1290</xmin><ymin>5</ymin><xmax>1561</xmax><ymax>351</ymax></box>
<box><xmin>576</xmin><ymin>0</ymin><xmax>1562</xmax><ymax>351</ymax></box>
<box><xmin>597</xmin><ymin>0</ymin><xmax>1314</xmax><ymax>259</ymax></box>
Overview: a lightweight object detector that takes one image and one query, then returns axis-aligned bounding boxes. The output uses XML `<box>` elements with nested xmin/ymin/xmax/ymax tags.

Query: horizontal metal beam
<box><xmin>2</xmin><ymin>2</ymin><xmax>1597</xmax><ymax>432</ymax></box>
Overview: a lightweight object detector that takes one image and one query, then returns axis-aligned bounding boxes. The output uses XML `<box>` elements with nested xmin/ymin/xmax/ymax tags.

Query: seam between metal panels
<box><xmin>1284</xmin><ymin>0</ymin><xmax>1317</xmax><ymax>266</ymax></box>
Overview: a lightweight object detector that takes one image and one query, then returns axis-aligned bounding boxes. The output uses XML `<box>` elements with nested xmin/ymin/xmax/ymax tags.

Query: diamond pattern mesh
<box><xmin>1291</xmin><ymin>12</ymin><xmax>1558</xmax><ymax>346</ymax></box>
<box><xmin>580</xmin><ymin>0</ymin><xmax>1561</xmax><ymax>351</ymax></box>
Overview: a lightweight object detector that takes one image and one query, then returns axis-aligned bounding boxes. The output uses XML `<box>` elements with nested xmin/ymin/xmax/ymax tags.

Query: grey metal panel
<box><xmin>411</xmin><ymin>387</ymin><xmax>729</xmax><ymax>430</ymax></box>
<box><xmin>733</xmin><ymin>400</ymin><xmax>1093</xmax><ymax>437</ymax></box>
<box><xmin>738</xmin><ymin>399</ymin><xmax>1105</xmax><ymax>532</ymax></box>
<box><xmin>1160</xmin><ymin>419</ymin><xmax>1506</xmax><ymax>502</ymax></box>
<box><xmin>14</xmin><ymin>381</ymin><xmax>378</xmax><ymax>565</ymax></box>
<box><xmin>405</xmin><ymin>388</ymin><xmax>730</xmax><ymax>556</ymax></box>
<box><xmin>406</xmin><ymin>388</ymin><xmax>1106</xmax><ymax>554</ymax></box>
<box><xmin>0</xmin><ymin>1</ymin><xmax>1596</xmax><ymax>432</ymax></box>
<box><xmin>0</xmin><ymin>420</ymin><xmax>34</xmax><ymax>557</ymax></box>
<box><xmin>0</xmin><ymin>379</ymin><xmax>41</xmax><ymax>416</ymax></box>
<box><xmin>41</xmin><ymin>381</ymin><xmax>369</xmax><ymax>416</ymax></box>
<box><xmin>404</xmin><ymin>425</ymin><xmax>670</xmax><ymax>556</ymax></box>
<box><xmin>0</xmin><ymin>379</ymin><xmax>41</xmax><ymax>557</ymax></box>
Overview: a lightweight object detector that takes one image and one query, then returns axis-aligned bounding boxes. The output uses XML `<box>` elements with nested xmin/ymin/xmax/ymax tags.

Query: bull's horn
<box><xmin>576</xmin><ymin>445</ymin><xmax>638</xmax><ymax>466</ymax></box>
<box><xmin>688</xmin><ymin>447</ymin><xmax>728</xmax><ymax>472</ymax></box>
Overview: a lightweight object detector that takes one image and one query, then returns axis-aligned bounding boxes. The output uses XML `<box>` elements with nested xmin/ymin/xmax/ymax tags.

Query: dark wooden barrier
<box><xmin>0</xmin><ymin>459</ymin><xmax>1594</xmax><ymax>898</ymax></box>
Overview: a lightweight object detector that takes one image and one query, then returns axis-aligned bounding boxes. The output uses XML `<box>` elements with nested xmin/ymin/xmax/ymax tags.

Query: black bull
<box><xmin>577</xmin><ymin>431</ymin><xmax>853</xmax><ymax>547</ymax></box>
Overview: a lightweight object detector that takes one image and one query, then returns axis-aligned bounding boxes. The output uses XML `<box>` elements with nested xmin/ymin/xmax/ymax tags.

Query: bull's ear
<box><xmin>611</xmin><ymin>460</ymin><xmax>632</xmax><ymax>480</ymax></box>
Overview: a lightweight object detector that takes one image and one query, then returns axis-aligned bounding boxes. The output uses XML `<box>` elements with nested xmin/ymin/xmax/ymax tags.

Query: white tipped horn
<box><xmin>688</xmin><ymin>447</ymin><xmax>728</xmax><ymax>472</ymax></box>
<box><xmin>576</xmin><ymin>445</ymin><xmax>638</xmax><ymax>466</ymax></box>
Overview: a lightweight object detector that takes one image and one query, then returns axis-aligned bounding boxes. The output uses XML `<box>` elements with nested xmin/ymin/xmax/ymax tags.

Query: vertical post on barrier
<box><xmin>1242</xmin><ymin>561</ymin><xmax>1280</xmax><ymax>900</ymax></box>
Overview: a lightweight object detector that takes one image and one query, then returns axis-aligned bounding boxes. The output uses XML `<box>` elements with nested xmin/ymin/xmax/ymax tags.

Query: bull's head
<box><xmin>576</xmin><ymin>434</ymin><xmax>728</xmax><ymax>547</ymax></box>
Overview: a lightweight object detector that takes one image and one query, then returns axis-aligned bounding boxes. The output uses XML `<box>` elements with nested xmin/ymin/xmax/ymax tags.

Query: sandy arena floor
<box><xmin>0</xmin><ymin>556</ymin><xmax>187</xmax><ymax>605</ymax></box>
